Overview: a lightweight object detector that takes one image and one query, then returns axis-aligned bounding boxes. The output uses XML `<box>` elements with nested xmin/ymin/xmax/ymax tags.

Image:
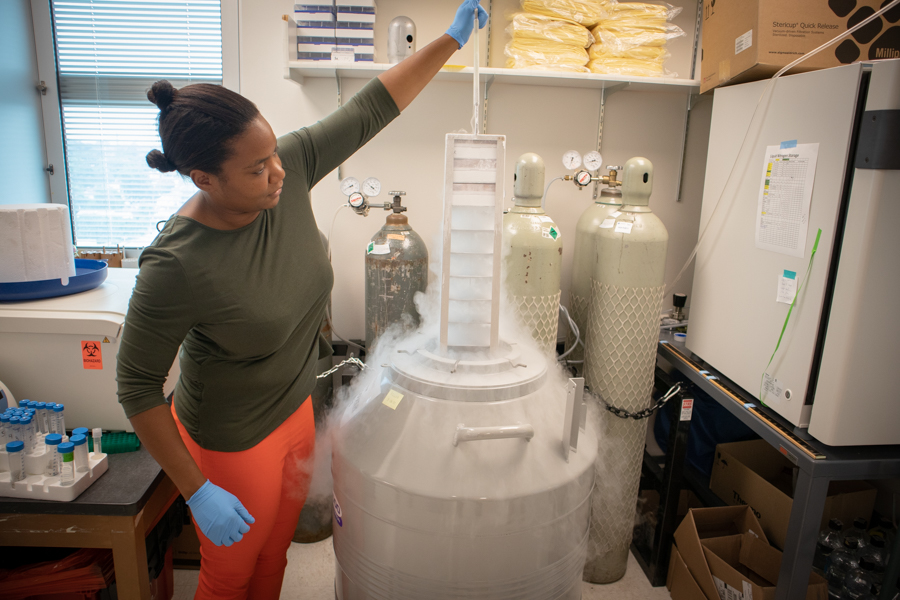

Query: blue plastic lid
<box><xmin>0</xmin><ymin>415</ymin><xmax>8</xmax><ymax>423</ymax></box>
<box><xmin>24</xmin><ymin>409</ymin><xmax>35</xmax><ymax>415</ymax></box>
<box><xmin>21</xmin><ymin>416</ymin><xmax>32</xmax><ymax>424</ymax></box>
<box><xmin>35</xmin><ymin>402</ymin><xmax>46</xmax><ymax>409</ymax></box>
<box><xmin>72</xmin><ymin>427</ymin><xmax>89</xmax><ymax>437</ymax></box>
<box><xmin>18</xmin><ymin>400</ymin><xmax>29</xmax><ymax>407</ymax></box>
<box><xmin>53</xmin><ymin>404</ymin><xmax>65</xmax><ymax>412</ymax></box>
<box><xmin>6</xmin><ymin>441</ymin><xmax>24</xmax><ymax>453</ymax></box>
<box><xmin>27</xmin><ymin>401</ymin><xmax>38</xmax><ymax>408</ymax></box>
<box><xmin>45</xmin><ymin>433</ymin><xmax>63</xmax><ymax>446</ymax></box>
<box><xmin>9</xmin><ymin>417</ymin><xmax>20</xmax><ymax>424</ymax></box>
<box><xmin>70</xmin><ymin>434</ymin><xmax>87</xmax><ymax>446</ymax></box>
<box><xmin>57</xmin><ymin>442</ymin><xmax>74</xmax><ymax>454</ymax></box>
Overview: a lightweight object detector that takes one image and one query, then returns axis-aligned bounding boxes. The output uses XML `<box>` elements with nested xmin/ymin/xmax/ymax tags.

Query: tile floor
<box><xmin>173</xmin><ymin>539</ymin><xmax>672</xmax><ymax>599</ymax></box>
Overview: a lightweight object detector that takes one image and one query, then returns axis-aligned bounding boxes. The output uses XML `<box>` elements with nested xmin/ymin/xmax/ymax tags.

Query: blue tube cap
<box><xmin>27</xmin><ymin>401</ymin><xmax>38</xmax><ymax>409</ymax></box>
<box><xmin>9</xmin><ymin>417</ymin><xmax>20</xmax><ymax>425</ymax></box>
<box><xmin>18</xmin><ymin>400</ymin><xmax>29</xmax><ymax>407</ymax></box>
<box><xmin>53</xmin><ymin>404</ymin><xmax>64</xmax><ymax>412</ymax></box>
<box><xmin>45</xmin><ymin>433</ymin><xmax>63</xmax><ymax>446</ymax></box>
<box><xmin>21</xmin><ymin>416</ymin><xmax>32</xmax><ymax>424</ymax></box>
<box><xmin>6</xmin><ymin>441</ymin><xmax>24</xmax><ymax>453</ymax></box>
<box><xmin>72</xmin><ymin>427</ymin><xmax>89</xmax><ymax>437</ymax></box>
<box><xmin>35</xmin><ymin>402</ymin><xmax>46</xmax><ymax>409</ymax></box>
<box><xmin>57</xmin><ymin>442</ymin><xmax>74</xmax><ymax>454</ymax></box>
<box><xmin>0</xmin><ymin>415</ymin><xmax>8</xmax><ymax>423</ymax></box>
<box><xmin>70</xmin><ymin>434</ymin><xmax>87</xmax><ymax>446</ymax></box>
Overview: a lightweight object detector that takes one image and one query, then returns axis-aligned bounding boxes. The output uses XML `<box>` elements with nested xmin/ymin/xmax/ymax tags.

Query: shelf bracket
<box><xmin>336</xmin><ymin>72</ymin><xmax>344</xmax><ymax>181</ymax></box>
<box><xmin>594</xmin><ymin>82</ymin><xmax>628</xmax><ymax>200</ymax></box>
<box><xmin>482</xmin><ymin>74</ymin><xmax>495</xmax><ymax>134</ymax></box>
<box><xmin>675</xmin><ymin>93</ymin><xmax>701</xmax><ymax>203</ymax></box>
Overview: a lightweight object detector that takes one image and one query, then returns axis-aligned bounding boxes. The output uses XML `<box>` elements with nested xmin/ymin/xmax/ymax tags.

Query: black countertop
<box><xmin>0</xmin><ymin>446</ymin><xmax>167</xmax><ymax>516</ymax></box>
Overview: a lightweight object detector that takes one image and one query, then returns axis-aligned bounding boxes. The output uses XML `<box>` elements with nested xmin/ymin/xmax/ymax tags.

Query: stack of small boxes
<box><xmin>294</xmin><ymin>1</ymin><xmax>376</xmax><ymax>63</ymax></box>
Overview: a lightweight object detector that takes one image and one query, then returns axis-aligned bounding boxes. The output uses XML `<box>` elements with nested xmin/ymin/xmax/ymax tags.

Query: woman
<box><xmin>116</xmin><ymin>3</ymin><xmax>488</xmax><ymax>598</ymax></box>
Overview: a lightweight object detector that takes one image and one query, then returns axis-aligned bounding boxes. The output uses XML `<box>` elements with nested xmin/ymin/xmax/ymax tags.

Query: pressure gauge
<box><xmin>574</xmin><ymin>170</ymin><xmax>593</xmax><ymax>187</ymax></box>
<box><xmin>562</xmin><ymin>150</ymin><xmax>582</xmax><ymax>170</ymax></box>
<box><xmin>348</xmin><ymin>192</ymin><xmax>366</xmax><ymax>208</ymax></box>
<box><xmin>340</xmin><ymin>177</ymin><xmax>360</xmax><ymax>196</ymax></box>
<box><xmin>584</xmin><ymin>151</ymin><xmax>603</xmax><ymax>171</ymax></box>
<box><xmin>362</xmin><ymin>177</ymin><xmax>382</xmax><ymax>198</ymax></box>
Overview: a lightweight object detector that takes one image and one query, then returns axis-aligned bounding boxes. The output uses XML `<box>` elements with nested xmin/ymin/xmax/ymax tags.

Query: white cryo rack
<box><xmin>440</xmin><ymin>134</ymin><xmax>506</xmax><ymax>352</ymax></box>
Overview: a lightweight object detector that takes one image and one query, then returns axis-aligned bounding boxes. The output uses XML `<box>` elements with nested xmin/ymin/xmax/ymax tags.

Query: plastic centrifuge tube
<box><xmin>7</xmin><ymin>441</ymin><xmax>25</xmax><ymax>482</ymax></box>
<box><xmin>0</xmin><ymin>414</ymin><xmax>8</xmax><ymax>445</ymax></box>
<box><xmin>70</xmin><ymin>434</ymin><xmax>89</xmax><ymax>472</ymax></box>
<box><xmin>35</xmin><ymin>402</ymin><xmax>49</xmax><ymax>434</ymax></box>
<box><xmin>44</xmin><ymin>433</ymin><xmax>62</xmax><ymax>477</ymax></box>
<box><xmin>8</xmin><ymin>416</ymin><xmax>21</xmax><ymax>443</ymax></box>
<box><xmin>92</xmin><ymin>428</ymin><xmax>103</xmax><ymax>456</ymax></box>
<box><xmin>20</xmin><ymin>416</ymin><xmax>35</xmax><ymax>453</ymax></box>
<box><xmin>58</xmin><ymin>442</ymin><xmax>75</xmax><ymax>485</ymax></box>
<box><xmin>52</xmin><ymin>404</ymin><xmax>65</xmax><ymax>436</ymax></box>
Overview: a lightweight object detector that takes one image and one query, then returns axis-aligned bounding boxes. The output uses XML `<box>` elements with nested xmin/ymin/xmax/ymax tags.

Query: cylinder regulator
<box><xmin>502</xmin><ymin>153</ymin><xmax>562</xmax><ymax>354</ymax></box>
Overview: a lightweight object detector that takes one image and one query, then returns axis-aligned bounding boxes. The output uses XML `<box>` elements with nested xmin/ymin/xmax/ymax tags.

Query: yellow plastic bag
<box><xmin>591</xmin><ymin>20</ymin><xmax>685</xmax><ymax>50</ymax></box>
<box><xmin>587</xmin><ymin>57</ymin><xmax>667</xmax><ymax>77</ymax></box>
<box><xmin>589</xmin><ymin>43</ymin><xmax>668</xmax><ymax>61</ymax></box>
<box><xmin>507</xmin><ymin>13</ymin><xmax>593</xmax><ymax>48</ymax></box>
<box><xmin>505</xmin><ymin>36</ymin><xmax>590</xmax><ymax>70</ymax></box>
<box><xmin>520</xmin><ymin>0</ymin><xmax>610</xmax><ymax>28</ymax></box>
<box><xmin>604</xmin><ymin>2</ymin><xmax>681</xmax><ymax>21</ymax></box>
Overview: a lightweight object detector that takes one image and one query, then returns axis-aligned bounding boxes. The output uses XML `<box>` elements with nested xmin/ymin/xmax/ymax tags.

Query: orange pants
<box><xmin>173</xmin><ymin>398</ymin><xmax>315</xmax><ymax>600</ymax></box>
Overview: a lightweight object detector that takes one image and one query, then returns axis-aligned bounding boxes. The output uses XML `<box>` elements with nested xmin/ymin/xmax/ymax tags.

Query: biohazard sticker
<box><xmin>81</xmin><ymin>341</ymin><xmax>103</xmax><ymax>370</ymax></box>
<box><xmin>333</xmin><ymin>494</ymin><xmax>343</xmax><ymax>527</ymax></box>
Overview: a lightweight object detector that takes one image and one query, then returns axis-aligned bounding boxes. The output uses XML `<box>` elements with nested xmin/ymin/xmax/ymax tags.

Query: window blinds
<box><xmin>51</xmin><ymin>0</ymin><xmax>223</xmax><ymax>246</ymax></box>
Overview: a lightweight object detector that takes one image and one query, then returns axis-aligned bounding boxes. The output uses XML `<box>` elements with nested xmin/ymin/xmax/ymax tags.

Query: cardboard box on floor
<box><xmin>672</xmin><ymin>506</ymin><xmax>827</xmax><ymax>600</ymax></box>
<box><xmin>709</xmin><ymin>440</ymin><xmax>877</xmax><ymax>549</ymax></box>
<box><xmin>700</xmin><ymin>0</ymin><xmax>900</xmax><ymax>93</ymax></box>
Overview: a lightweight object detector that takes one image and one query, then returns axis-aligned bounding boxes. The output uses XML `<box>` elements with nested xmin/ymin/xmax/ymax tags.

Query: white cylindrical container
<box><xmin>582</xmin><ymin>157</ymin><xmax>668</xmax><ymax>583</ymax></box>
<box><xmin>566</xmin><ymin>177</ymin><xmax>623</xmax><ymax>363</ymax></box>
<box><xmin>387</xmin><ymin>16</ymin><xmax>416</xmax><ymax>63</ymax></box>
<box><xmin>70</xmin><ymin>434</ymin><xmax>89</xmax><ymax>472</ymax></box>
<box><xmin>58</xmin><ymin>442</ymin><xmax>75</xmax><ymax>485</ymax></box>
<box><xmin>45</xmin><ymin>433</ymin><xmax>63</xmax><ymax>476</ymax></box>
<box><xmin>502</xmin><ymin>153</ymin><xmax>563</xmax><ymax>354</ymax></box>
<box><xmin>7</xmin><ymin>441</ymin><xmax>25</xmax><ymax>482</ymax></box>
<box><xmin>332</xmin><ymin>335</ymin><xmax>597</xmax><ymax>599</ymax></box>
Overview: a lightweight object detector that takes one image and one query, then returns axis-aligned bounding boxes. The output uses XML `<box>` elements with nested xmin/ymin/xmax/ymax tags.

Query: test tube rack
<box><xmin>0</xmin><ymin>440</ymin><xmax>108</xmax><ymax>502</ymax></box>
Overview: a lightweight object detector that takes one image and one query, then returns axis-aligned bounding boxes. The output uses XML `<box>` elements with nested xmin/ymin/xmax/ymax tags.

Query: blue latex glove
<box><xmin>187</xmin><ymin>480</ymin><xmax>255</xmax><ymax>547</ymax></box>
<box><xmin>446</xmin><ymin>0</ymin><xmax>489</xmax><ymax>49</ymax></box>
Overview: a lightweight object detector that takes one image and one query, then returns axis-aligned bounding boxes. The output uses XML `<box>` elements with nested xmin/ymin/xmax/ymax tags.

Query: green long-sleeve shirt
<box><xmin>117</xmin><ymin>78</ymin><xmax>400</xmax><ymax>452</ymax></box>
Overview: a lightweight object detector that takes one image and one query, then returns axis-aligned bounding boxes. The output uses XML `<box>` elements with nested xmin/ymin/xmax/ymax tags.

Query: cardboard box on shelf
<box><xmin>668</xmin><ymin>546</ymin><xmax>709</xmax><ymax>600</ymax></box>
<box><xmin>709</xmin><ymin>440</ymin><xmax>877</xmax><ymax>550</ymax></box>
<box><xmin>673</xmin><ymin>506</ymin><xmax>769</xmax><ymax>600</ymax></box>
<box><xmin>700</xmin><ymin>0</ymin><xmax>900</xmax><ymax>93</ymax></box>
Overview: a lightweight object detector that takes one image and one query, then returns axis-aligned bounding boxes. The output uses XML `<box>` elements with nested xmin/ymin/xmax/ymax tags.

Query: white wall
<box><xmin>240</xmin><ymin>0</ymin><xmax>711</xmax><ymax>340</ymax></box>
<box><xmin>0</xmin><ymin>0</ymin><xmax>50</xmax><ymax>205</ymax></box>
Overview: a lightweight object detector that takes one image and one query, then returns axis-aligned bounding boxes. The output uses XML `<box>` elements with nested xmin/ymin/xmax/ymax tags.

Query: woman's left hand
<box><xmin>446</xmin><ymin>0</ymin><xmax>489</xmax><ymax>49</ymax></box>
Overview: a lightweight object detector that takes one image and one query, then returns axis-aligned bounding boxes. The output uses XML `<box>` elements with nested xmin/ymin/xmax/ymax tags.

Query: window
<box><xmin>43</xmin><ymin>0</ymin><xmax>236</xmax><ymax>247</ymax></box>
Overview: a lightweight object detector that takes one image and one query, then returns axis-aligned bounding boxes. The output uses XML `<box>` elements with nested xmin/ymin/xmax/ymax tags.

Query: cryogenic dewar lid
<box><xmin>0</xmin><ymin>268</ymin><xmax>138</xmax><ymax>337</ymax></box>
<box><xmin>388</xmin><ymin>333</ymin><xmax>547</xmax><ymax>401</ymax></box>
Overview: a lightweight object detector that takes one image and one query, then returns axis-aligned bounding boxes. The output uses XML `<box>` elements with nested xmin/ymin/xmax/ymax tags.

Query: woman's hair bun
<box><xmin>146</xmin><ymin>149</ymin><xmax>177</xmax><ymax>173</ymax></box>
<box><xmin>147</xmin><ymin>80</ymin><xmax>176</xmax><ymax>112</ymax></box>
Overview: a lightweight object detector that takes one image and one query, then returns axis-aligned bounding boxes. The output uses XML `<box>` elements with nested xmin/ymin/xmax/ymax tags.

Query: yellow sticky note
<box><xmin>382</xmin><ymin>389</ymin><xmax>403</xmax><ymax>410</ymax></box>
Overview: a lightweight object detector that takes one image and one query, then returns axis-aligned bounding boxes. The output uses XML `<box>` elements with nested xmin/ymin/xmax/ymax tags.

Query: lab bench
<box><xmin>655</xmin><ymin>332</ymin><xmax>900</xmax><ymax>600</ymax></box>
<box><xmin>0</xmin><ymin>446</ymin><xmax>178</xmax><ymax>600</ymax></box>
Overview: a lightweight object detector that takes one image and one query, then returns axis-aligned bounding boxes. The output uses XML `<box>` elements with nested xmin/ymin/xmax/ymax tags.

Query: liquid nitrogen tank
<box><xmin>332</xmin><ymin>133</ymin><xmax>597</xmax><ymax>599</ymax></box>
<box><xmin>364</xmin><ymin>191</ymin><xmax>428</xmax><ymax>350</ymax></box>
<box><xmin>502</xmin><ymin>153</ymin><xmax>562</xmax><ymax>354</ymax></box>
<box><xmin>581</xmin><ymin>157</ymin><xmax>668</xmax><ymax>583</ymax></box>
<box><xmin>566</xmin><ymin>164</ymin><xmax>624</xmax><ymax>364</ymax></box>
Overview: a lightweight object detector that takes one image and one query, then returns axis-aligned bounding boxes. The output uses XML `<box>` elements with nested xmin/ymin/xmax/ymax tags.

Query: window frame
<box><xmin>29</xmin><ymin>0</ymin><xmax>241</xmax><ymax>248</ymax></box>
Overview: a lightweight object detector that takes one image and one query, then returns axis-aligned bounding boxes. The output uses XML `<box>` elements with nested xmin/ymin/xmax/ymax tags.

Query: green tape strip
<box><xmin>759</xmin><ymin>229</ymin><xmax>822</xmax><ymax>406</ymax></box>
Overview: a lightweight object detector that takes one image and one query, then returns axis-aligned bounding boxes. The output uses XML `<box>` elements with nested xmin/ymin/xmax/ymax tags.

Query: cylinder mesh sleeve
<box><xmin>511</xmin><ymin>291</ymin><xmax>561</xmax><ymax>354</ymax></box>
<box><xmin>582</xmin><ymin>281</ymin><xmax>665</xmax><ymax>583</ymax></box>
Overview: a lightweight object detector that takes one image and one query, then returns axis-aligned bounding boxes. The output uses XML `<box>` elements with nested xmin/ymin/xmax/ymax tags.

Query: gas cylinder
<box><xmin>581</xmin><ymin>157</ymin><xmax>668</xmax><ymax>583</ymax></box>
<box><xmin>565</xmin><ymin>167</ymin><xmax>624</xmax><ymax>364</ymax></box>
<box><xmin>502</xmin><ymin>153</ymin><xmax>562</xmax><ymax>354</ymax></box>
<box><xmin>364</xmin><ymin>192</ymin><xmax>429</xmax><ymax>350</ymax></box>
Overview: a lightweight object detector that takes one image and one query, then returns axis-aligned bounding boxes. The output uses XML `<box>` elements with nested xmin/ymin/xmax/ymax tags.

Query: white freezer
<box><xmin>687</xmin><ymin>60</ymin><xmax>900</xmax><ymax>446</ymax></box>
<box><xmin>0</xmin><ymin>268</ymin><xmax>179</xmax><ymax>431</ymax></box>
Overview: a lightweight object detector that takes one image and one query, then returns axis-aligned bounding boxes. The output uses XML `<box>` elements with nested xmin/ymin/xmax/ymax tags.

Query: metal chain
<box><xmin>316</xmin><ymin>357</ymin><xmax>367</xmax><ymax>380</ymax></box>
<box><xmin>586</xmin><ymin>382</ymin><xmax>682</xmax><ymax>420</ymax></box>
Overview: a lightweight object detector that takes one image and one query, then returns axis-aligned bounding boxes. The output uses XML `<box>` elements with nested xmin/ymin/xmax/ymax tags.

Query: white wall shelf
<box><xmin>285</xmin><ymin>60</ymin><xmax>700</xmax><ymax>94</ymax></box>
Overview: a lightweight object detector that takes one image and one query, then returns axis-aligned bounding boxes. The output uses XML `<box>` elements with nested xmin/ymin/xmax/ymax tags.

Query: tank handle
<box><xmin>453</xmin><ymin>424</ymin><xmax>534</xmax><ymax>446</ymax></box>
